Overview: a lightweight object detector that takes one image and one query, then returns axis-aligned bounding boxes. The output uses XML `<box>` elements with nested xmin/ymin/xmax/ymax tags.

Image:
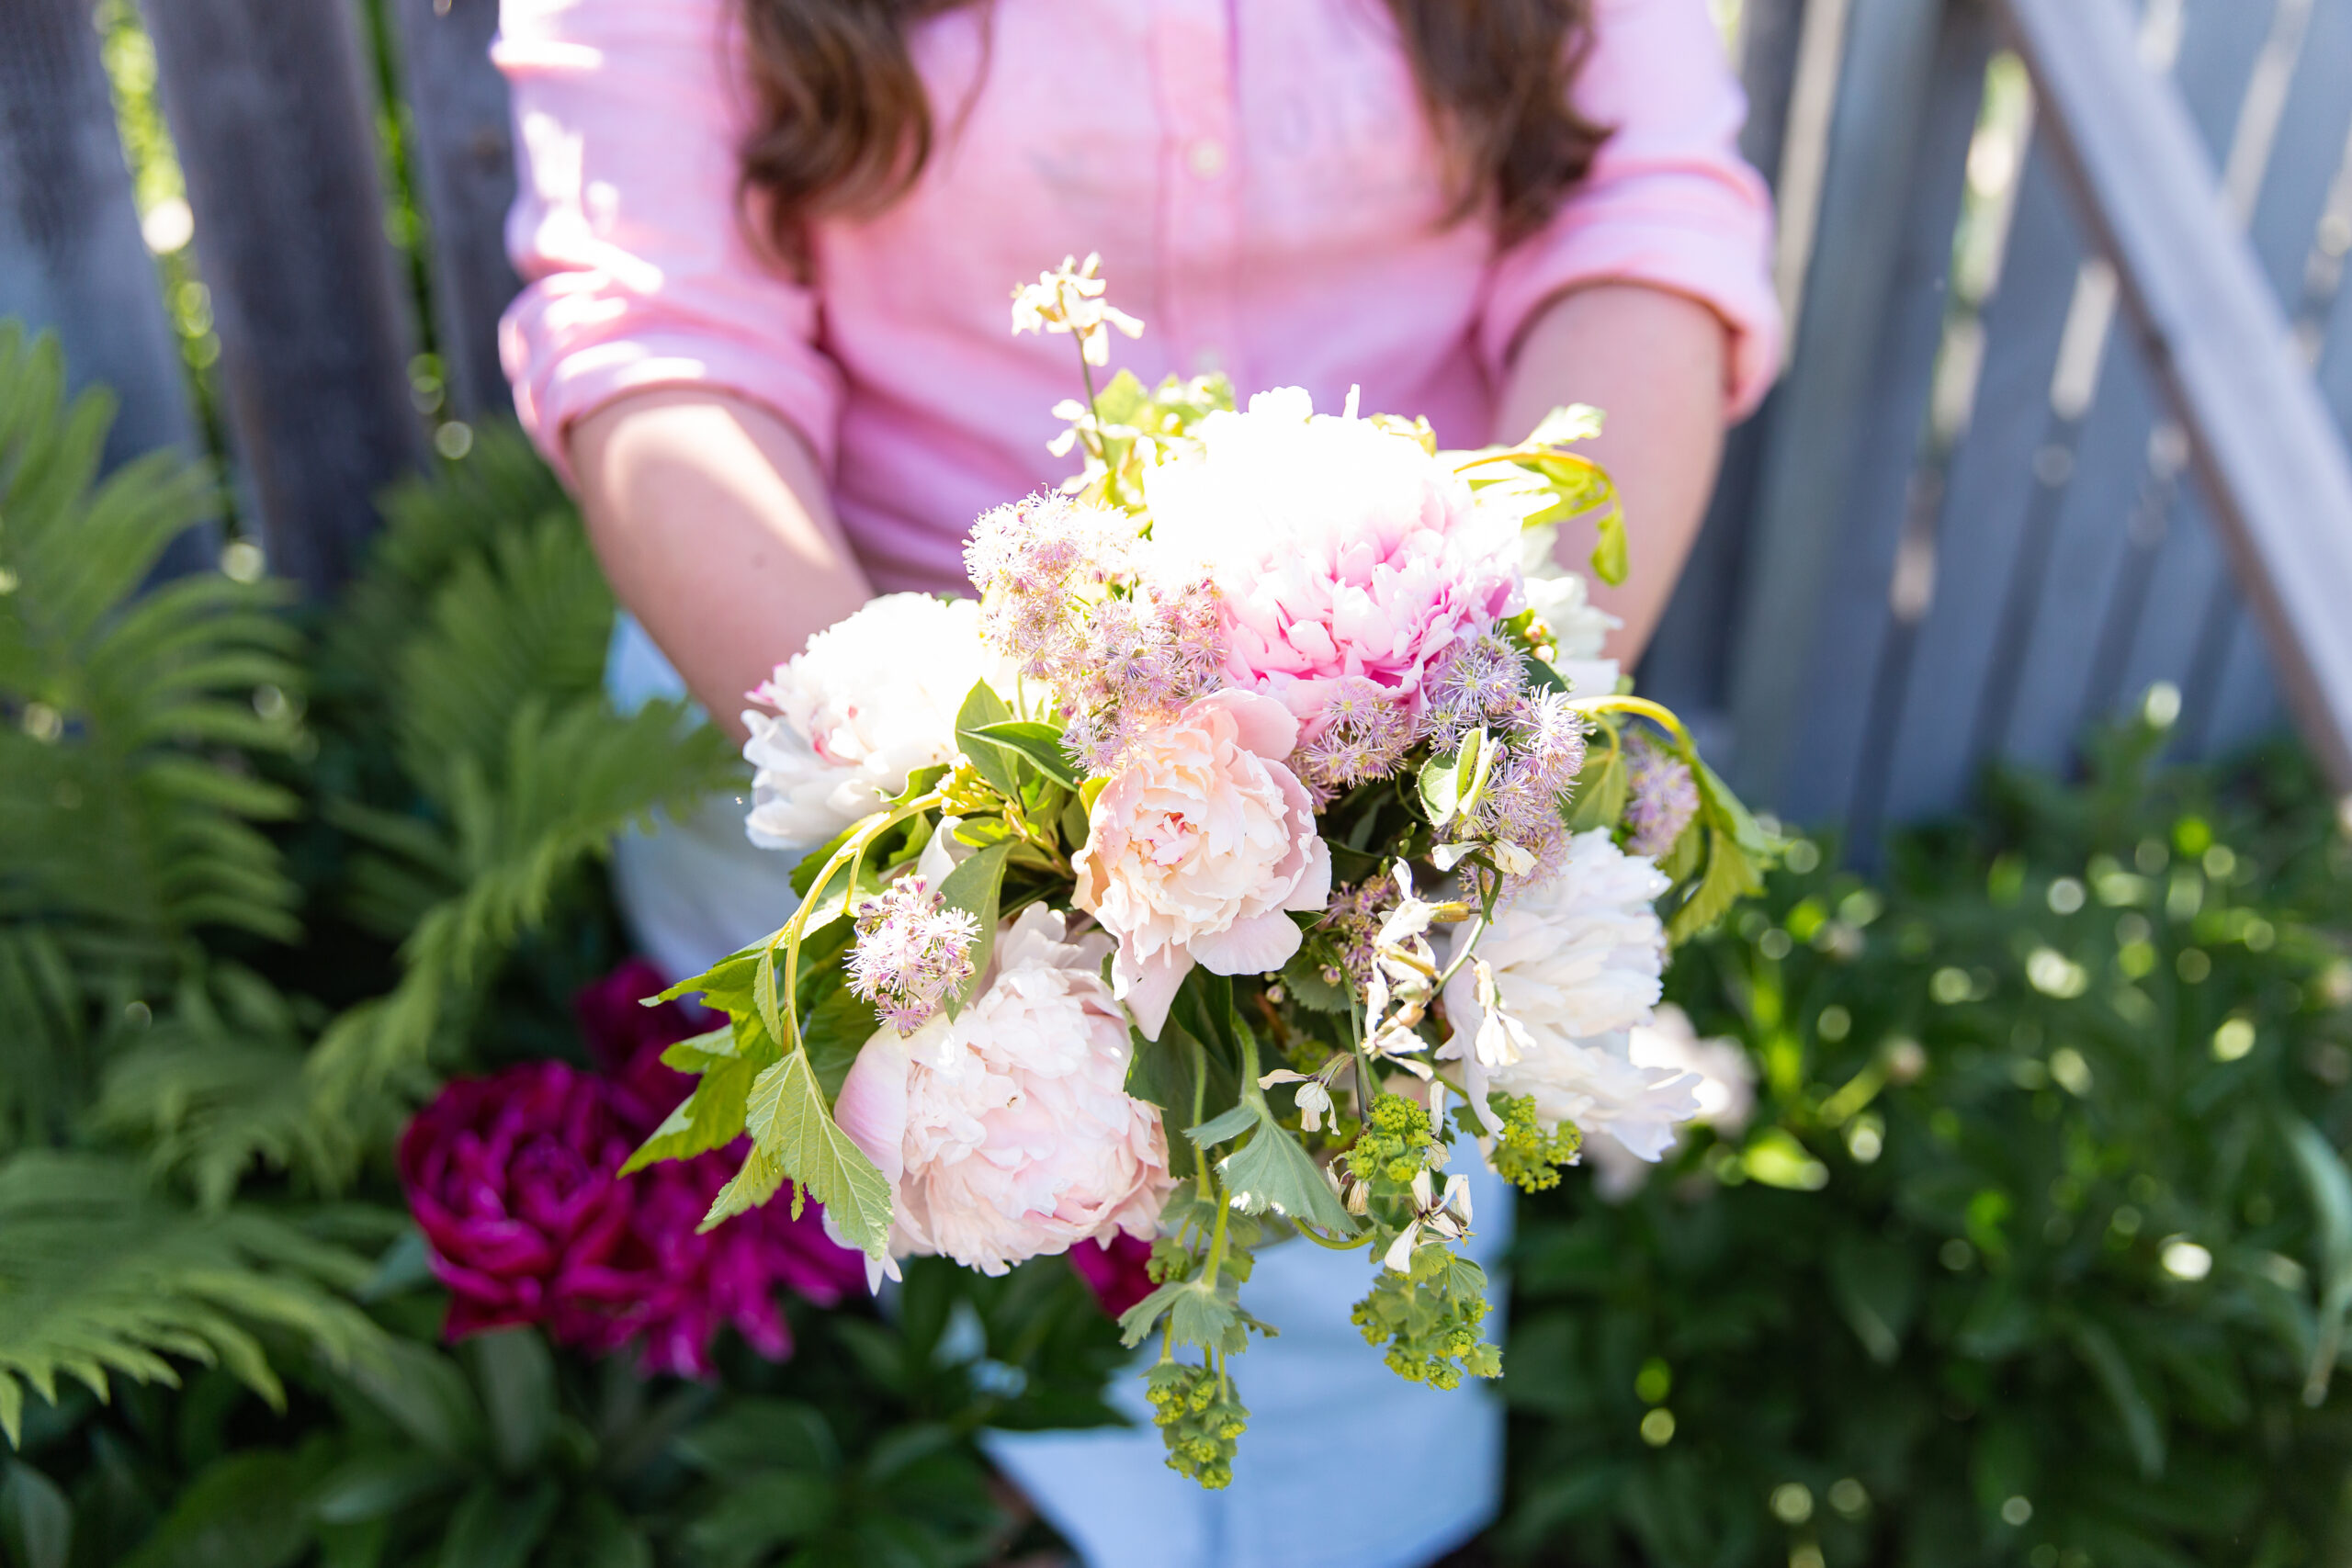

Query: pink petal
<box><xmin>1189</xmin><ymin>910</ymin><xmax>1305</xmax><ymax>976</ymax></box>
<box><xmin>1115</xmin><ymin>943</ymin><xmax>1193</xmax><ymax>1041</ymax></box>
<box><xmin>831</xmin><ymin>1030</ymin><xmax>912</xmax><ymax>1183</ymax></box>
<box><xmin>1195</xmin><ymin>689</ymin><xmax>1298</xmax><ymax>761</ymax></box>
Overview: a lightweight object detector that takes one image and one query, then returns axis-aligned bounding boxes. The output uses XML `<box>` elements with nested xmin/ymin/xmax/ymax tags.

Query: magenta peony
<box><xmin>1071</xmin><ymin>688</ymin><xmax>1332</xmax><ymax>1038</ymax></box>
<box><xmin>397</xmin><ymin>966</ymin><xmax>865</xmax><ymax>1378</ymax></box>
<box><xmin>832</xmin><ymin>907</ymin><xmax>1176</xmax><ymax>1274</ymax></box>
<box><xmin>1141</xmin><ymin>388</ymin><xmax>1525</xmax><ymax>744</ymax></box>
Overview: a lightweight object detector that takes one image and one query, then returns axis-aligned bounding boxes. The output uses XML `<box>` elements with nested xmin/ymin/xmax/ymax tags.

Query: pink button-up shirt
<box><xmin>497</xmin><ymin>0</ymin><xmax>1780</xmax><ymax>597</ymax></box>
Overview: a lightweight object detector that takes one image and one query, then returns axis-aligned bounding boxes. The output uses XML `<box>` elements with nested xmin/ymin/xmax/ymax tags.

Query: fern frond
<box><xmin>95</xmin><ymin>963</ymin><xmax>383</xmax><ymax>1206</ymax></box>
<box><xmin>0</xmin><ymin>323</ymin><xmax>304</xmax><ymax>979</ymax></box>
<box><xmin>310</xmin><ymin>694</ymin><xmax>740</xmax><ymax>1104</ymax></box>
<box><xmin>0</xmin><ymin>1152</ymin><xmax>386</xmax><ymax>1447</ymax></box>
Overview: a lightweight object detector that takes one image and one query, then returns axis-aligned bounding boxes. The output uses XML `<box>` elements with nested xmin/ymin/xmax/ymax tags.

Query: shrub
<box><xmin>1500</xmin><ymin>722</ymin><xmax>2352</xmax><ymax>1568</ymax></box>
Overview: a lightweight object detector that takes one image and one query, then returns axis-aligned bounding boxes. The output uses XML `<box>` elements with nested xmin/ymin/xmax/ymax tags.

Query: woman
<box><xmin>495</xmin><ymin>2</ymin><xmax>1778</xmax><ymax>1562</ymax></box>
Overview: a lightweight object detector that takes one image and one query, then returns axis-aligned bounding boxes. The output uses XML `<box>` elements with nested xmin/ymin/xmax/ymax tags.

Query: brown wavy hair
<box><xmin>736</xmin><ymin>0</ymin><xmax>1606</xmax><ymax>256</ymax></box>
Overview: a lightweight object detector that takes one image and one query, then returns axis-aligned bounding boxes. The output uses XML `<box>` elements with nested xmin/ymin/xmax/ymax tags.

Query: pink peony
<box><xmin>831</xmin><ymin>907</ymin><xmax>1177</xmax><ymax>1275</ymax></box>
<box><xmin>1142</xmin><ymin>388</ymin><xmax>1525</xmax><ymax>739</ymax></box>
<box><xmin>1070</xmin><ymin>688</ymin><xmax>1332</xmax><ymax>1038</ymax></box>
<box><xmin>397</xmin><ymin>966</ymin><xmax>866</xmax><ymax>1378</ymax></box>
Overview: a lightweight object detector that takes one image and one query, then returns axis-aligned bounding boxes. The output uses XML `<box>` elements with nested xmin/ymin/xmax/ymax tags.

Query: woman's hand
<box><xmin>569</xmin><ymin>389</ymin><xmax>875</xmax><ymax>742</ymax></box>
<box><xmin>1493</xmin><ymin>283</ymin><xmax>1732</xmax><ymax>664</ymax></box>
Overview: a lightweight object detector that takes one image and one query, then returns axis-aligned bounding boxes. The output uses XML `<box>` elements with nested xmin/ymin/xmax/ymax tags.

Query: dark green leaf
<box><xmin>467</xmin><ymin>1328</ymin><xmax>555</xmax><ymax>1474</ymax></box>
<box><xmin>935</xmin><ymin>840</ymin><xmax>1013</xmax><ymax>1019</ymax></box>
<box><xmin>970</xmin><ymin>720</ymin><xmax>1080</xmax><ymax>789</ymax></box>
<box><xmin>1218</xmin><ymin>1105</ymin><xmax>1356</xmax><ymax>1234</ymax></box>
<box><xmin>953</xmin><ymin>683</ymin><xmax>1022</xmax><ymax>800</ymax></box>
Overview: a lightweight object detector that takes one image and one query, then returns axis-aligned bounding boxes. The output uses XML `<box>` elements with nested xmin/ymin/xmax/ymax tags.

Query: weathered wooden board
<box><xmin>1782</xmin><ymin>0</ymin><xmax>1996</xmax><ymax>834</ymax></box>
<box><xmin>1878</xmin><ymin>152</ymin><xmax>2086</xmax><ymax>822</ymax></box>
<box><xmin>1999</xmin><ymin>0</ymin><xmax>2352</xmax><ymax>789</ymax></box>
<box><xmin>140</xmin><ymin>0</ymin><xmax>424</xmax><ymax>594</ymax></box>
<box><xmin>0</xmin><ymin>0</ymin><xmax>199</xmax><ymax>484</ymax></box>
<box><xmin>390</xmin><ymin>0</ymin><xmax>520</xmax><ymax>421</ymax></box>
<box><xmin>1724</xmin><ymin>0</ymin><xmax>1956</xmax><ymax>808</ymax></box>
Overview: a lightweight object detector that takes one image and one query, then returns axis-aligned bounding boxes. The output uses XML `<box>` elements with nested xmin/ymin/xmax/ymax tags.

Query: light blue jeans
<box><xmin>607</xmin><ymin>615</ymin><xmax>1509</xmax><ymax>1568</ymax></box>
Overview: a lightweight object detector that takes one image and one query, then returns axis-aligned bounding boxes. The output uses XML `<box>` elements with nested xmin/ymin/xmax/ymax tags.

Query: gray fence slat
<box><xmin>1639</xmin><ymin>0</ymin><xmax>1809</xmax><ymax>737</ymax></box>
<box><xmin>1997</xmin><ymin>0</ymin><xmax>2273</xmax><ymax>771</ymax></box>
<box><xmin>1784</xmin><ymin>1</ymin><xmax>1996</xmax><ymax>830</ymax></box>
<box><xmin>2109</xmin><ymin>0</ymin><xmax>2352</xmax><ymax>747</ymax></box>
<box><xmin>140</xmin><ymin>0</ymin><xmax>424</xmax><ymax>595</ymax></box>
<box><xmin>2325</xmin><ymin>283</ymin><xmax>2352</xmax><ymax>441</ymax></box>
<box><xmin>1724</xmin><ymin>0</ymin><xmax>1952</xmax><ymax>808</ymax></box>
<box><xmin>0</xmin><ymin>0</ymin><xmax>200</xmax><ymax>486</ymax></box>
<box><xmin>1998</xmin><ymin>0</ymin><xmax>2352</xmax><ymax>790</ymax></box>
<box><xmin>390</xmin><ymin>0</ymin><xmax>519</xmax><ymax>421</ymax></box>
<box><xmin>1879</xmin><ymin>153</ymin><xmax>2084</xmax><ymax>822</ymax></box>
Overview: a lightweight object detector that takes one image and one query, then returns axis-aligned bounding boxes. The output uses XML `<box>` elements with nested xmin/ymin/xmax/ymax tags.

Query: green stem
<box><xmin>1563</xmin><ymin>694</ymin><xmax>1692</xmax><ymax>755</ymax></box>
<box><xmin>767</xmin><ymin>791</ymin><xmax>944</xmax><ymax>1052</ymax></box>
<box><xmin>1202</xmin><ymin>1193</ymin><xmax>1232</xmax><ymax>1290</ymax></box>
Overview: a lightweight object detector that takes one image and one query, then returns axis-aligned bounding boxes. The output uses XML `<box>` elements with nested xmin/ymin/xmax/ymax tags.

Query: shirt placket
<box><xmin>1150</xmin><ymin>0</ymin><xmax>1241</xmax><ymax>387</ymax></box>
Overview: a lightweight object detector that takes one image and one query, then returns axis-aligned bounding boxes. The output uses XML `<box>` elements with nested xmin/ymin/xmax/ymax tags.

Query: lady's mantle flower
<box><xmin>1072</xmin><ymin>689</ymin><xmax>1332</xmax><ymax>1038</ymax></box>
<box><xmin>831</xmin><ymin>907</ymin><xmax>1177</xmax><ymax>1275</ymax></box>
<box><xmin>742</xmin><ymin>594</ymin><xmax>1011</xmax><ymax>850</ymax></box>
<box><xmin>848</xmin><ymin>874</ymin><xmax>979</xmax><ymax>1035</ymax></box>
<box><xmin>1011</xmin><ymin>252</ymin><xmax>1144</xmax><ymax>367</ymax></box>
<box><xmin>1439</xmin><ymin>830</ymin><xmax>1702</xmax><ymax>1164</ymax></box>
<box><xmin>1142</xmin><ymin>388</ymin><xmax>1529</xmax><ymax>746</ymax></box>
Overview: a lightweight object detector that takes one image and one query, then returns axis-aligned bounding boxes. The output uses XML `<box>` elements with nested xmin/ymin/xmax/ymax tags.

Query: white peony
<box><xmin>1440</xmin><ymin>829</ymin><xmax>1702</xmax><ymax>1164</ymax></box>
<box><xmin>741</xmin><ymin>594</ymin><xmax>1014</xmax><ymax>851</ymax></box>
<box><xmin>1519</xmin><ymin>521</ymin><xmax>1621</xmax><ymax>698</ymax></box>
<box><xmin>1585</xmin><ymin>1005</ymin><xmax>1758</xmax><ymax>1198</ymax></box>
<box><xmin>831</xmin><ymin>907</ymin><xmax>1176</xmax><ymax>1275</ymax></box>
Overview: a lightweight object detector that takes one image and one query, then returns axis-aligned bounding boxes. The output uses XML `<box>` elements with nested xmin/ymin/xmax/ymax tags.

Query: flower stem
<box><xmin>766</xmin><ymin>791</ymin><xmax>945</xmax><ymax>1053</ymax></box>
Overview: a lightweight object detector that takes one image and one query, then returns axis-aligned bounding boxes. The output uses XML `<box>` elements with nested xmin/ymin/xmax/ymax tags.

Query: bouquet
<box><xmin>632</xmin><ymin>258</ymin><xmax>1771</xmax><ymax>1487</ymax></box>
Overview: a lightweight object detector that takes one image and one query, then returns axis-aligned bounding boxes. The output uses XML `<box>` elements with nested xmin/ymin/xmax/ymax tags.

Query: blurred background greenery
<box><xmin>2</xmin><ymin>0</ymin><xmax>2346</xmax><ymax>1561</ymax></box>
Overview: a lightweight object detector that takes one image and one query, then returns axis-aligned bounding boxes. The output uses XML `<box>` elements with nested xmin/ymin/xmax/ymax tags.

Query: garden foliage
<box><xmin>1500</xmin><ymin>718</ymin><xmax>2352</xmax><ymax>1568</ymax></box>
<box><xmin>0</xmin><ymin>325</ymin><xmax>1120</xmax><ymax>1567</ymax></box>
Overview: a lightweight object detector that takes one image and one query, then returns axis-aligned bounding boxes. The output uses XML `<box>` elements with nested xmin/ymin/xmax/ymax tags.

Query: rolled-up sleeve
<box><xmin>495</xmin><ymin>0</ymin><xmax>842</xmax><ymax>480</ymax></box>
<box><xmin>1480</xmin><ymin>0</ymin><xmax>1783</xmax><ymax>419</ymax></box>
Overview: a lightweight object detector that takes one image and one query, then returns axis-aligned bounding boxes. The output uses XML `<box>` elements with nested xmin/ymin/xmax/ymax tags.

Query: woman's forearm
<box><xmin>1492</xmin><ymin>283</ymin><xmax>1731</xmax><ymax>663</ymax></box>
<box><xmin>569</xmin><ymin>389</ymin><xmax>874</xmax><ymax>743</ymax></box>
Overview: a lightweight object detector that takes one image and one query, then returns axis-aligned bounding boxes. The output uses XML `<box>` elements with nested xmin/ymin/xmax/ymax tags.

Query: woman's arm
<box><xmin>571</xmin><ymin>389</ymin><xmax>875</xmax><ymax>742</ymax></box>
<box><xmin>1493</xmin><ymin>282</ymin><xmax>1732</xmax><ymax>664</ymax></box>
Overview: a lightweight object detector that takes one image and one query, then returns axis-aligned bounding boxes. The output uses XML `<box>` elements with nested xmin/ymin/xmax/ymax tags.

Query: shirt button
<box><xmin>1186</xmin><ymin>138</ymin><xmax>1227</xmax><ymax>179</ymax></box>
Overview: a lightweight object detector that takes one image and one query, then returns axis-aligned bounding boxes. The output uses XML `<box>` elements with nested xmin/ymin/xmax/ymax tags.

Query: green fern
<box><xmin>0</xmin><ymin>327</ymin><xmax>304</xmax><ymax>978</ymax></box>
<box><xmin>299</xmin><ymin>429</ymin><xmax>742</xmax><ymax>1110</ymax></box>
<box><xmin>0</xmin><ymin>1153</ymin><xmax>383</xmax><ymax>1447</ymax></box>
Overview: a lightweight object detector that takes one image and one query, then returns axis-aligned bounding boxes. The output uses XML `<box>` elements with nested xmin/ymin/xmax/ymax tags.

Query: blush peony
<box><xmin>831</xmin><ymin>907</ymin><xmax>1176</xmax><ymax>1275</ymax></box>
<box><xmin>1141</xmin><ymin>388</ymin><xmax>1527</xmax><ymax>738</ymax></box>
<box><xmin>1440</xmin><ymin>830</ymin><xmax>1702</xmax><ymax>1164</ymax></box>
<box><xmin>1071</xmin><ymin>688</ymin><xmax>1332</xmax><ymax>1038</ymax></box>
<box><xmin>741</xmin><ymin>593</ymin><xmax>1013</xmax><ymax>851</ymax></box>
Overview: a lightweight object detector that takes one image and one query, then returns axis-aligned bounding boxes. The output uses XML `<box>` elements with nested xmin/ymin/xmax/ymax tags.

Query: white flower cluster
<box><xmin>1441</xmin><ymin>829</ymin><xmax>1703</xmax><ymax>1165</ymax></box>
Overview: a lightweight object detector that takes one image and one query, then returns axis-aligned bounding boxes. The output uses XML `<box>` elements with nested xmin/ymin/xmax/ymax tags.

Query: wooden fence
<box><xmin>4</xmin><ymin>0</ymin><xmax>2350</xmax><ymax>838</ymax></box>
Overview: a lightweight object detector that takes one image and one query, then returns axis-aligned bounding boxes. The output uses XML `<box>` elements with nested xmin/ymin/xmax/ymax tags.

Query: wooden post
<box><xmin>140</xmin><ymin>0</ymin><xmax>423</xmax><ymax>596</ymax></box>
<box><xmin>0</xmin><ymin>0</ymin><xmax>204</xmax><ymax>505</ymax></box>
<box><xmin>390</xmin><ymin>0</ymin><xmax>520</xmax><ymax>421</ymax></box>
<box><xmin>1723</xmin><ymin>0</ymin><xmax>1957</xmax><ymax>808</ymax></box>
<box><xmin>1998</xmin><ymin>0</ymin><xmax>2352</xmax><ymax>791</ymax></box>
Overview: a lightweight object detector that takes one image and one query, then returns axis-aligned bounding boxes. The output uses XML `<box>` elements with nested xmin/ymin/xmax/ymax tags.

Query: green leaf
<box><xmin>1564</xmin><ymin>738</ymin><xmax>1629</xmax><ymax>832</ymax></box>
<box><xmin>971</xmin><ymin>720</ymin><xmax>1081</xmax><ymax>789</ymax></box>
<box><xmin>2069</xmin><ymin>1318</ymin><xmax>2167</xmax><ymax>1479</ymax></box>
<box><xmin>802</xmin><ymin>977</ymin><xmax>877</xmax><ymax>1100</ymax></box>
<box><xmin>1827</xmin><ymin>1233</ymin><xmax>1918</xmax><ymax>1366</ymax></box>
<box><xmin>954</xmin><ymin>682</ymin><xmax>1022</xmax><ymax>800</ymax></box>
<box><xmin>435</xmin><ymin>1478</ymin><xmax>559</xmax><ymax>1568</ymax></box>
<box><xmin>1184</xmin><ymin>1104</ymin><xmax>1258</xmax><ymax>1148</ymax></box>
<box><xmin>1219</xmin><ymin>1105</ymin><xmax>1356</xmax><ymax>1234</ymax></box>
<box><xmin>311</xmin><ymin>1448</ymin><xmax>460</xmax><ymax>1525</ymax></box>
<box><xmin>1</xmin><ymin>1462</ymin><xmax>69</xmax><ymax>1568</ymax></box>
<box><xmin>1667</xmin><ymin>826</ymin><xmax>1763</xmax><ymax>945</ymax></box>
<box><xmin>934</xmin><ymin>839</ymin><xmax>1013</xmax><ymax>1019</ymax></box>
<box><xmin>733</xmin><ymin>1049</ymin><xmax>895</xmax><ymax>1258</ymax></box>
<box><xmin>2284</xmin><ymin>1116</ymin><xmax>2352</xmax><ymax>1404</ymax></box>
<box><xmin>621</xmin><ymin>1051</ymin><xmax>760</xmax><ymax>1174</ymax></box>
<box><xmin>1277</xmin><ymin>947</ymin><xmax>1351</xmax><ymax>1014</ymax></box>
<box><xmin>119</xmin><ymin>1450</ymin><xmax>319</xmax><ymax>1568</ymax></box>
<box><xmin>1589</xmin><ymin>499</ymin><xmax>1628</xmax><ymax>586</ymax></box>
<box><xmin>1119</xmin><ymin>1277</ymin><xmax>1248</xmax><ymax>1356</ymax></box>
<box><xmin>467</xmin><ymin>1328</ymin><xmax>555</xmax><ymax>1475</ymax></box>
